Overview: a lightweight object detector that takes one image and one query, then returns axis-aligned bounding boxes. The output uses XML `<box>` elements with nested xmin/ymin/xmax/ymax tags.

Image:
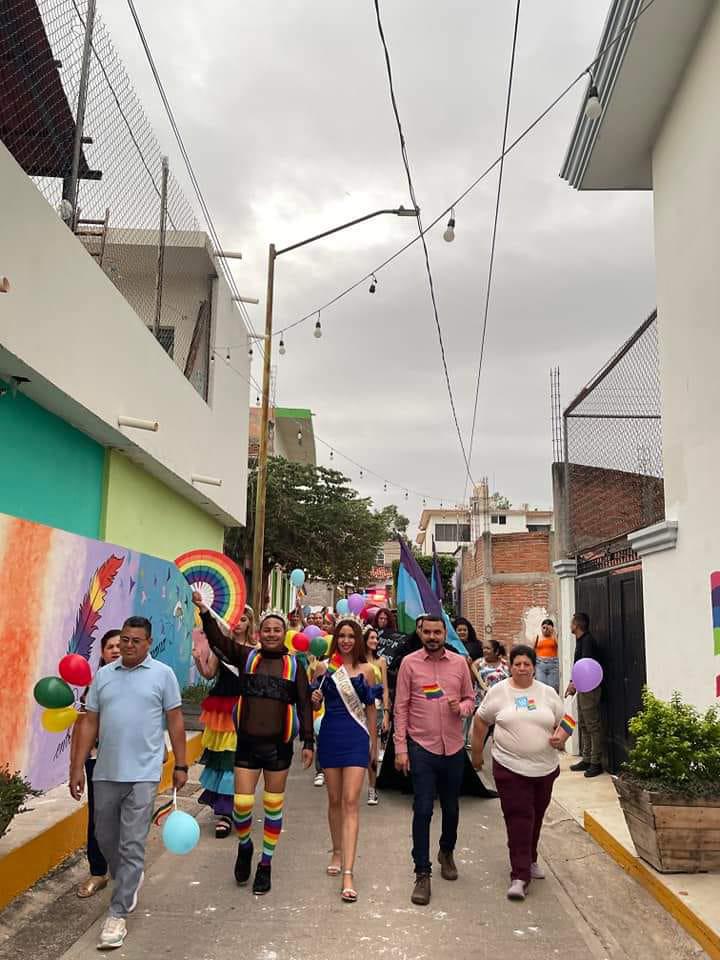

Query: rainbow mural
<box><xmin>712</xmin><ymin>572</ymin><xmax>720</xmax><ymax>699</ymax></box>
<box><xmin>0</xmin><ymin>512</ymin><xmax>197</xmax><ymax>791</ymax></box>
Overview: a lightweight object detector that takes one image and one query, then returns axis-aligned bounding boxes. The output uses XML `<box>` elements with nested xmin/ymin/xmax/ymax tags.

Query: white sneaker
<box><xmin>367</xmin><ymin>788</ymin><xmax>379</xmax><ymax>806</ymax></box>
<box><xmin>313</xmin><ymin>772</ymin><xmax>325</xmax><ymax>787</ymax></box>
<box><xmin>127</xmin><ymin>870</ymin><xmax>144</xmax><ymax>913</ymax></box>
<box><xmin>530</xmin><ymin>862</ymin><xmax>545</xmax><ymax>880</ymax></box>
<box><xmin>97</xmin><ymin>916</ymin><xmax>127</xmax><ymax>950</ymax></box>
<box><xmin>507</xmin><ymin>879</ymin><xmax>527</xmax><ymax>901</ymax></box>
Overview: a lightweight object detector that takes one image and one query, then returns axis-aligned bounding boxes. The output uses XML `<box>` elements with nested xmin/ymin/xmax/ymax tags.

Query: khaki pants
<box><xmin>577</xmin><ymin>688</ymin><xmax>603</xmax><ymax>765</ymax></box>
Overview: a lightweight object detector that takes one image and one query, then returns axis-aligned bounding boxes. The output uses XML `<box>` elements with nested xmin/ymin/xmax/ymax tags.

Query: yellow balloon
<box><xmin>285</xmin><ymin>629</ymin><xmax>297</xmax><ymax>648</ymax></box>
<box><xmin>41</xmin><ymin>706</ymin><xmax>78</xmax><ymax>733</ymax></box>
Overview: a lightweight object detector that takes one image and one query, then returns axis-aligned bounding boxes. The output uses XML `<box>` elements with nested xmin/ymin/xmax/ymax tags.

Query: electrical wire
<box><xmin>212</xmin><ymin>0</ymin><xmax>658</xmax><ymax>350</ymax></box>
<box><xmin>124</xmin><ymin>0</ymin><xmax>263</xmax><ymax>356</ymax></box>
<box><xmin>372</xmin><ymin>0</ymin><xmax>475</xmax><ymax>493</ymax></box>
<box><xmin>464</xmin><ymin>0</ymin><xmax>521</xmax><ymax>501</ymax></box>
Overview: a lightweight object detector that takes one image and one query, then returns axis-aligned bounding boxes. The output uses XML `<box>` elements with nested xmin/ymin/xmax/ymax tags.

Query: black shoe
<box><xmin>584</xmin><ymin>764</ymin><xmax>603</xmax><ymax>778</ymax></box>
<box><xmin>570</xmin><ymin>760</ymin><xmax>591</xmax><ymax>772</ymax></box>
<box><xmin>252</xmin><ymin>863</ymin><xmax>272</xmax><ymax>896</ymax></box>
<box><xmin>234</xmin><ymin>841</ymin><xmax>253</xmax><ymax>885</ymax></box>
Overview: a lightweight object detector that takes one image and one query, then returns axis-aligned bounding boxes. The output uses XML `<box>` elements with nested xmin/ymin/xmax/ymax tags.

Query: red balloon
<box><xmin>359</xmin><ymin>606</ymin><xmax>371</xmax><ymax>621</ymax></box>
<box><xmin>58</xmin><ymin>654</ymin><xmax>92</xmax><ymax>687</ymax></box>
<box><xmin>293</xmin><ymin>633</ymin><xmax>310</xmax><ymax>653</ymax></box>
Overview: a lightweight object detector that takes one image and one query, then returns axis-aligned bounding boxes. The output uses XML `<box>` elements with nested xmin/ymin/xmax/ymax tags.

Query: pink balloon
<box><xmin>571</xmin><ymin>657</ymin><xmax>603</xmax><ymax>693</ymax></box>
<box><xmin>348</xmin><ymin>593</ymin><xmax>365</xmax><ymax>615</ymax></box>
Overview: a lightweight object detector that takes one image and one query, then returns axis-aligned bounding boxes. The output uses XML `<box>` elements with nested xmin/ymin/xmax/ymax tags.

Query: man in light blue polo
<box><xmin>70</xmin><ymin>616</ymin><xmax>188</xmax><ymax>951</ymax></box>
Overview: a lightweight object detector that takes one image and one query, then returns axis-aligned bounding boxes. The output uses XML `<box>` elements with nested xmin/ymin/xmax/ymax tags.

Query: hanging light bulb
<box><xmin>248</xmin><ymin>343</ymin><xmax>254</xmax><ymax>359</ymax></box>
<box><xmin>297</xmin><ymin>429</ymin><xmax>303</xmax><ymax>444</ymax></box>
<box><xmin>256</xmin><ymin>395</ymin><xmax>260</xmax><ymax>406</ymax></box>
<box><xmin>584</xmin><ymin>79</ymin><xmax>602</xmax><ymax>121</ymax></box>
<box><xmin>404</xmin><ymin>490</ymin><xmax>409</xmax><ymax>500</ymax></box>
<box><xmin>360</xmin><ymin>469</ymin><xmax>364</xmax><ymax>479</ymax></box>
<box><xmin>279</xmin><ymin>334</ymin><xmax>286</xmax><ymax>356</ymax></box>
<box><xmin>314</xmin><ymin>312</ymin><xmax>322</xmax><ymax>339</ymax></box>
<box><xmin>422</xmin><ymin>498</ymin><xmax>426</xmax><ymax>506</ymax></box>
<box><xmin>383</xmin><ymin>482</ymin><xmax>388</xmax><ymax>493</ymax></box>
<box><xmin>330</xmin><ymin>450</ymin><xmax>334</xmax><ymax>460</ymax></box>
<box><xmin>225</xmin><ymin>347</ymin><xmax>231</xmax><ymax>363</ymax></box>
<box><xmin>369</xmin><ymin>274</ymin><xmax>378</xmax><ymax>294</ymax></box>
<box><xmin>443</xmin><ymin>208</ymin><xmax>456</xmax><ymax>243</ymax></box>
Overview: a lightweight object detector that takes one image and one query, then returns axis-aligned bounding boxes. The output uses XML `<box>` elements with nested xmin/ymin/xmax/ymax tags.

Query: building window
<box><xmin>491</xmin><ymin>514</ymin><xmax>507</xmax><ymax>525</ymax></box>
<box><xmin>435</xmin><ymin>523</ymin><xmax>457</xmax><ymax>541</ymax></box>
<box><xmin>527</xmin><ymin>524</ymin><xmax>550</xmax><ymax>532</ymax></box>
<box><xmin>375</xmin><ymin>549</ymin><xmax>385</xmax><ymax>566</ymax></box>
<box><xmin>458</xmin><ymin>524</ymin><xmax>471</xmax><ymax>542</ymax></box>
<box><xmin>155</xmin><ymin>325</ymin><xmax>175</xmax><ymax>358</ymax></box>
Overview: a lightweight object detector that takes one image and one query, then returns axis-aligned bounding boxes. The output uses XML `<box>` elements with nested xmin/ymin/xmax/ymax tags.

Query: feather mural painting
<box><xmin>68</xmin><ymin>555</ymin><xmax>125</xmax><ymax>660</ymax></box>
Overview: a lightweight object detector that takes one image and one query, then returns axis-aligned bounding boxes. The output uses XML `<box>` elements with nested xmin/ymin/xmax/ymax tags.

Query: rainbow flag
<box><xmin>422</xmin><ymin>683</ymin><xmax>444</xmax><ymax>699</ymax></box>
<box><xmin>559</xmin><ymin>713</ymin><xmax>576</xmax><ymax>736</ymax></box>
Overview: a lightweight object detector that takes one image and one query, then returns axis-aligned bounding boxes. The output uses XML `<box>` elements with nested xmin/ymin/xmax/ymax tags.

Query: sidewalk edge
<box><xmin>584</xmin><ymin>811</ymin><xmax>720</xmax><ymax>960</ymax></box>
<box><xmin>0</xmin><ymin>733</ymin><xmax>203</xmax><ymax>911</ymax></box>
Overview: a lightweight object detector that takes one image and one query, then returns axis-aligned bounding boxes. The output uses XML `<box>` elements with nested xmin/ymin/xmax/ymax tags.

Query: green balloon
<box><xmin>34</xmin><ymin>676</ymin><xmax>75</xmax><ymax>709</ymax></box>
<box><xmin>310</xmin><ymin>636</ymin><xmax>327</xmax><ymax>657</ymax></box>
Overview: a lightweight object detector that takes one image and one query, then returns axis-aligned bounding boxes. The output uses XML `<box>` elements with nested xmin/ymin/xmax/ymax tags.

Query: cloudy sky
<box><xmin>99</xmin><ymin>0</ymin><xmax>655</xmax><ymax>531</ymax></box>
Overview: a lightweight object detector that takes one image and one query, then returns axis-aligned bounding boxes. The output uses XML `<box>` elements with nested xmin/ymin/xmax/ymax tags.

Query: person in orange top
<box><xmin>533</xmin><ymin>618</ymin><xmax>559</xmax><ymax>693</ymax></box>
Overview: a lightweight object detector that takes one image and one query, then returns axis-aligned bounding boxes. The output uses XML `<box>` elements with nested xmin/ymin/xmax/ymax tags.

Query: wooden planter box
<box><xmin>615</xmin><ymin>777</ymin><xmax>720</xmax><ymax>873</ymax></box>
<box><xmin>181</xmin><ymin>701</ymin><xmax>204</xmax><ymax>732</ymax></box>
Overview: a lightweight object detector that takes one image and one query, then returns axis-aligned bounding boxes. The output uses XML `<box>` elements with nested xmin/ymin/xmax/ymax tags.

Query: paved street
<box><xmin>0</xmin><ymin>759</ymin><xmax>703</xmax><ymax>960</ymax></box>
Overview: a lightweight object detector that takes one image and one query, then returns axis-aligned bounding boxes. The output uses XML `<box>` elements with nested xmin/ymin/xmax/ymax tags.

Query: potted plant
<box><xmin>0</xmin><ymin>766</ymin><xmax>41</xmax><ymax>839</ymax></box>
<box><xmin>614</xmin><ymin>689</ymin><xmax>720</xmax><ymax>873</ymax></box>
<box><xmin>181</xmin><ymin>682</ymin><xmax>211</xmax><ymax>731</ymax></box>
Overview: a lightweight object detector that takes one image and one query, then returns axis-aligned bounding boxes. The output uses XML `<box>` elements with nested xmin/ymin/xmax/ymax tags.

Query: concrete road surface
<box><xmin>0</xmin><ymin>760</ymin><xmax>706</xmax><ymax>960</ymax></box>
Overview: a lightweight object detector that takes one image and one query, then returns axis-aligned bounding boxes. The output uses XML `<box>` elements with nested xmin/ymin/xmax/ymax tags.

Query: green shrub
<box><xmin>0</xmin><ymin>766</ymin><xmax>41</xmax><ymax>838</ymax></box>
<box><xmin>181</xmin><ymin>681</ymin><xmax>212</xmax><ymax>704</ymax></box>
<box><xmin>623</xmin><ymin>689</ymin><xmax>720</xmax><ymax>797</ymax></box>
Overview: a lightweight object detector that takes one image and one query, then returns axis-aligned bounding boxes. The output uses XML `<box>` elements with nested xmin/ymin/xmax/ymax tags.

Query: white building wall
<box><xmin>0</xmin><ymin>142</ymin><xmax>248</xmax><ymax>527</ymax></box>
<box><xmin>647</xmin><ymin>1</ymin><xmax>720</xmax><ymax>708</ymax></box>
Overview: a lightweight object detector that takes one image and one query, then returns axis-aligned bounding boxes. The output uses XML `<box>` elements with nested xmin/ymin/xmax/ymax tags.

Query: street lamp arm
<box><xmin>275</xmin><ymin>206</ymin><xmax>419</xmax><ymax>257</ymax></box>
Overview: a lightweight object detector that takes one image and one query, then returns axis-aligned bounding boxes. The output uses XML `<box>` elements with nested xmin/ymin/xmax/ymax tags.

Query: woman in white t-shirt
<box><xmin>471</xmin><ymin>644</ymin><xmax>567</xmax><ymax>902</ymax></box>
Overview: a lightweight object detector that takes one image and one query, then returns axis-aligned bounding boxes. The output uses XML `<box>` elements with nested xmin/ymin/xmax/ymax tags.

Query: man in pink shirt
<box><xmin>394</xmin><ymin>616</ymin><xmax>475</xmax><ymax>906</ymax></box>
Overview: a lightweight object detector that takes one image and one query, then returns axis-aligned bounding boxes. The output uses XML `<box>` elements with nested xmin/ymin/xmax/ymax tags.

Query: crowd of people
<box><xmin>67</xmin><ymin>598</ymin><xmax>602</xmax><ymax>950</ymax></box>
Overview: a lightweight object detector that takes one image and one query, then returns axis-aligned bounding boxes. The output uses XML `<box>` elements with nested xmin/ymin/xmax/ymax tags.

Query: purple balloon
<box><xmin>571</xmin><ymin>657</ymin><xmax>603</xmax><ymax>693</ymax></box>
<box><xmin>304</xmin><ymin>625</ymin><xmax>322</xmax><ymax>639</ymax></box>
<box><xmin>348</xmin><ymin>593</ymin><xmax>365</xmax><ymax>615</ymax></box>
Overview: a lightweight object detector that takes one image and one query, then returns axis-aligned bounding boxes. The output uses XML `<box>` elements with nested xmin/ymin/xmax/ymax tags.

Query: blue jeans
<box><xmin>536</xmin><ymin>657</ymin><xmax>559</xmax><ymax>693</ymax></box>
<box><xmin>408</xmin><ymin>738</ymin><xmax>465</xmax><ymax>875</ymax></box>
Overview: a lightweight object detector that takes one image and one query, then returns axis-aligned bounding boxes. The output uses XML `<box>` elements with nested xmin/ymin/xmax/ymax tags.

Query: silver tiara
<box><xmin>336</xmin><ymin>613</ymin><xmax>364</xmax><ymax>628</ymax></box>
<box><xmin>259</xmin><ymin>609</ymin><xmax>288</xmax><ymax>628</ymax></box>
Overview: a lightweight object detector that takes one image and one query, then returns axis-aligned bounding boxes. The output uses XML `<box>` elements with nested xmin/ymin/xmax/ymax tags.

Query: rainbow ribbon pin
<box><xmin>422</xmin><ymin>684</ymin><xmax>444</xmax><ymax>700</ymax></box>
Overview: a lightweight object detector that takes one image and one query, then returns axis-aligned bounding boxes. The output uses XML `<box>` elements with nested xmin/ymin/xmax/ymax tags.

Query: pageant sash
<box><xmin>330</xmin><ymin>665</ymin><xmax>368</xmax><ymax>735</ymax></box>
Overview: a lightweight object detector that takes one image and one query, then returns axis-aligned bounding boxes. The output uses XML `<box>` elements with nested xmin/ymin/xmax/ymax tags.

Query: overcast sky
<box><xmin>99</xmin><ymin>0</ymin><xmax>655</xmax><ymax>532</ymax></box>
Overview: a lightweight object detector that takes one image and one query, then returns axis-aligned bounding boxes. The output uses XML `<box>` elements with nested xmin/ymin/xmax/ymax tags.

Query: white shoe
<box><xmin>507</xmin><ymin>879</ymin><xmax>527</xmax><ymax>901</ymax></box>
<box><xmin>128</xmin><ymin>870</ymin><xmax>144</xmax><ymax>913</ymax></box>
<box><xmin>97</xmin><ymin>916</ymin><xmax>127</xmax><ymax>950</ymax></box>
<box><xmin>367</xmin><ymin>788</ymin><xmax>379</xmax><ymax>806</ymax></box>
<box><xmin>313</xmin><ymin>772</ymin><xmax>325</xmax><ymax>787</ymax></box>
<box><xmin>530</xmin><ymin>862</ymin><xmax>545</xmax><ymax>880</ymax></box>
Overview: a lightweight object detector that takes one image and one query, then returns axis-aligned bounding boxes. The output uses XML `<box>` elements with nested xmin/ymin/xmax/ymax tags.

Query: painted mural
<box><xmin>0</xmin><ymin>512</ymin><xmax>197</xmax><ymax>791</ymax></box>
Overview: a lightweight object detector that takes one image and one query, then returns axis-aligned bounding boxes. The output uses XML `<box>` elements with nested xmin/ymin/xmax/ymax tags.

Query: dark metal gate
<box><xmin>575</xmin><ymin>561</ymin><xmax>646</xmax><ymax>773</ymax></box>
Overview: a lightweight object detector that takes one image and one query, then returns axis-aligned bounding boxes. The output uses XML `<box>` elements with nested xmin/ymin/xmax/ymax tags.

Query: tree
<box><xmin>375</xmin><ymin>504</ymin><xmax>409</xmax><ymax>539</ymax></box>
<box><xmin>490</xmin><ymin>491</ymin><xmax>511</xmax><ymax>510</ymax></box>
<box><xmin>225</xmin><ymin>457</ymin><xmax>387</xmax><ymax>586</ymax></box>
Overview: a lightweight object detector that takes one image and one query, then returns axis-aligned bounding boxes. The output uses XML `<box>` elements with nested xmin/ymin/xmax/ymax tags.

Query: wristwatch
<box><xmin>174</xmin><ymin>764</ymin><xmax>189</xmax><ymax>772</ymax></box>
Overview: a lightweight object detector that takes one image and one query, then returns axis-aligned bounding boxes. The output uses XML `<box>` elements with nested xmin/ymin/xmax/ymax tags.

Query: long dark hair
<box><xmin>329</xmin><ymin>618</ymin><xmax>367</xmax><ymax>667</ymax></box>
<box><xmin>373</xmin><ymin>607</ymin><xmax>396</xmax><ymax>631</ymax></box>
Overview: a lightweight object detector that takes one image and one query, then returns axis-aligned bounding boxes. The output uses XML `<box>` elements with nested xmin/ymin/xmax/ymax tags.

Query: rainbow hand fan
<box><xmin>175</xmin><ymin>549</ymin><xmax>247</xmax><ymax>625</ymax></box>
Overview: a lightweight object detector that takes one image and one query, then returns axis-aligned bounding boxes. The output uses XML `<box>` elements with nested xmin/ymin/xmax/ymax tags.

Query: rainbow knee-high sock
<box><xmin>232</xmin><ymin>793</ymin><xmax>254</xmax><ymax>847</ymax></box>
<box><xmin>260</xmin><ymin>792</ymin><xmax>284</xmax><ymax>866</ymax></box>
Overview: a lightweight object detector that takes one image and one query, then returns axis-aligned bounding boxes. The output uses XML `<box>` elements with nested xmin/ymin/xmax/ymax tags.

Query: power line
<box><xmin>372</xmin><ymin>0</ymin><xmax>475</xmax><ymax>493</ymax></box>
<box><xmin>464</xmin><ymin>0</ymin><xmax>521</xmax><ymax>500</ymax></box>
<box><xmin>124</xmin><ymin>0</ymin><xmax>263</xmax><ymax>359</ymax></box>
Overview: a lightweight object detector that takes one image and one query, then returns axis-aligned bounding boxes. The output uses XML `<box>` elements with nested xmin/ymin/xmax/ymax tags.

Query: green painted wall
<box><xmin>102</xmin><ymin>451</ymin><xmax>224</xmax><ymax>561</ymax></box>
<box><xmin>0</xmin><ymin>384</ymin><xmax>104</xmax><ymax>537</ymax></box>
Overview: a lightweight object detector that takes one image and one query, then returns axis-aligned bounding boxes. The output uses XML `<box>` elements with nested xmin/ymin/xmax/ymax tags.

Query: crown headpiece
<box><xmin>335</xmin><ymin>613</ymin><xmax>364</xmax><ymax>628</ymax></box>
<box><xmin>259</xmin><ymin>609</ymin><xmax>288</xmax><ymax>628</ymax></box>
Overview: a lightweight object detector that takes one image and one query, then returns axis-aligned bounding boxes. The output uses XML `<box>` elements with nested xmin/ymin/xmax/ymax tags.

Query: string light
<box><xmin>313</xmin><ymin>312</ymin><xmax>322</xmax><ymax>339</ymax></box>
<box><xmin>330</xmin><ymin>450</ymin><xmax>334</xmax><ymax>460</ymax></box>
<box><xmin>225</xmin><ymin>347</ymin><xmax>231</xmax><ymax>363</ymax></box>
<box><xmin>369</xmin><ymin>274</ymin><xmax>378</xmax><ymax>294</ymax></box>
<box><xmin>360</xmin><ymin>469</ymin><xmax>364</xmax><ymax>479</ymax></box>
<box><xmin>297</xmin><ymin>429</ymin><xmax>303</xmax><ymax>444</ymax></box>
<box><xmin>248</xmin><ymin>344</ymin><xmax>253</xmax><ymax>359</ymax></box>
<box><xmin>279</xmin><ymin>334</ymin><xmax>286</xmax><ymax>356</ymax></box>
<box><xmin>443</xmin><ymin>208</ymin><xmax>456</xmax><ymax>243</ymax></box>
<box><xmin>584</xmin><ymin>75</ymin><xmax>602</xmax><ymax>120</ymax></box>
<box><xmin>383</xmin><ymin>482</ymin><xmax>388</xmax><ymax>492</ymax></box>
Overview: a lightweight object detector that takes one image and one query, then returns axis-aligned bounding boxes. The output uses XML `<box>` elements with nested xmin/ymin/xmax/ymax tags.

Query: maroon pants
<box><xmin>493</xmin><ymin>760</ymin><xmax>559</xmax><ymax>883</ymax></box>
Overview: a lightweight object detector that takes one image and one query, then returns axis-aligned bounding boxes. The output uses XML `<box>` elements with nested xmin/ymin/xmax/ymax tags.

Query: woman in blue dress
<box><xmin>312</xmin><ymin>615</ymin><xmax>381</xmax><ymax>903</ymax></box>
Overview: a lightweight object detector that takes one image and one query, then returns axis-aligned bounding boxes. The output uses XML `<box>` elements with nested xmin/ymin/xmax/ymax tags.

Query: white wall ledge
<box><xmin>553</xmin><ymin>558</ymin><xmax>577</xmax><ymax>579</ymax></box>
<box><xmin>628</xmin><ymin>520</ymin><xmax>678</xmax><ymax>557</ymax></box>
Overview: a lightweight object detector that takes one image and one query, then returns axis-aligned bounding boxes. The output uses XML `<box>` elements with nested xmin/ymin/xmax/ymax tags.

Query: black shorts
<box><xmin>235</xmin><ymin>737</ymin><xmax>294</xmax><ymax>772</ymax></box>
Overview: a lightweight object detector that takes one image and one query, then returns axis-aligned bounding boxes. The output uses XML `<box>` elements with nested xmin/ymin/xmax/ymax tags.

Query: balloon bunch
<box><xmin>285</xmin><ymin>628</ymin><xmax>331</xmax><ymax>657</ymax></box>
<box><xmin>33</xmin><ymin>654</ymin><xmax>92</xmax><ymax>733</ymax></box>
<box><xmin>336</xmin><ymin>595</ymin><xmax>379</xmax><ymax>622</ymax></box>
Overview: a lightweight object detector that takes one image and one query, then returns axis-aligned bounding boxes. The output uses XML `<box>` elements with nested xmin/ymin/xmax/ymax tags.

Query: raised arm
<box><xmin>193</xmin><ymin>593</ymin><xmax>246</xmax><ymax>666</ymax></box>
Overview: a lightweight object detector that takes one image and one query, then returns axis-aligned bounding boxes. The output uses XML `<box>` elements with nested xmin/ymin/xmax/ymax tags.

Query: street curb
<box><xmin>0</xmin><ymin>733</ymin><xmax>203</xmax><ymax>912</ymax></box>
<box><xmin>584</xmin><ymin>811</ymin><xmax>720</xmax><ymax>960</ymax></box>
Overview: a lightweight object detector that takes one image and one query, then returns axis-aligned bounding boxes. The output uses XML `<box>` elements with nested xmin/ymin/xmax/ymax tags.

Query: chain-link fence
<box><xmin>563</xmin><ymin>311</ymin><xmax>664</xmax><ymax>555</ymax></box>
<box><xmin>1</xmin><ymin>0</ymin><xmax>210</xmax><ymax>399</ymax></box>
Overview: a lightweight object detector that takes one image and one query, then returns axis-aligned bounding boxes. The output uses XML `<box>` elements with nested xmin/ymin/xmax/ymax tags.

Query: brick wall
<box><xmin>461</xmin><ymin>532</ymin><xmax>554</xmax><ymax>650</ymax></box>
<box><xmin>568</xmin><ymin>464</ymin><xmax>664</xmax><ymax>553</ymax></box>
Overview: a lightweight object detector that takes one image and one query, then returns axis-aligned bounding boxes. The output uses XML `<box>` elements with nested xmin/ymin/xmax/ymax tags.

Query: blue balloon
<box><xmin>290</xmin><ymin>568</ymin><xmax>306</xmax><ymax>588</ymax></box>
<box><xmin>162</xmin><ymin>810</ymin><xmax>200</xmax><ymax>855</ymax></box>
<box><xmin>336</xmin><ymin>599</ymin><xmax>349</xmax><ymax>615</ymax></box>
